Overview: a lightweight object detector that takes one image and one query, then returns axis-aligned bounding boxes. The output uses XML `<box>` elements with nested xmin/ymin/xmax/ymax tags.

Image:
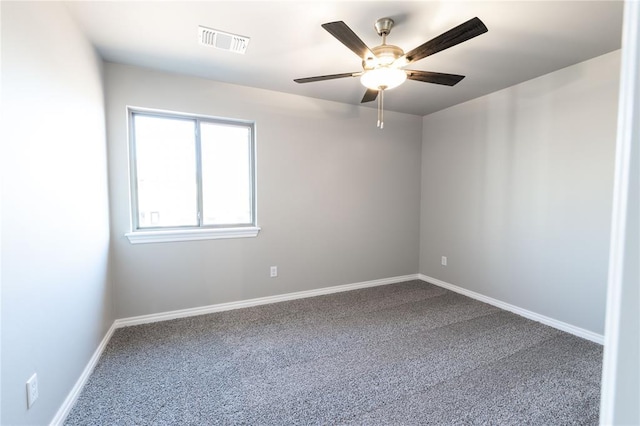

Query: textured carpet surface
<box><xmin>65</xmin><ymin>281</ymin><xmax>602</xmax><ymax>425</ymax></box>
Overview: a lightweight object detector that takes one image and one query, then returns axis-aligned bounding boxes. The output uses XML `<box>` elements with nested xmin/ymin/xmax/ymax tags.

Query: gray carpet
<box><xmin>65</xmin><ymin>280</ymin><xmax>602</xmax><ymax>425</ymax></box>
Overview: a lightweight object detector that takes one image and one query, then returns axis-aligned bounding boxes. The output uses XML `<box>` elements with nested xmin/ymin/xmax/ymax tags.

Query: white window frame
<box><xmin>125</xmin><ymin>107</ymin><xmax>260</xmax><ymax>244</ymax></box>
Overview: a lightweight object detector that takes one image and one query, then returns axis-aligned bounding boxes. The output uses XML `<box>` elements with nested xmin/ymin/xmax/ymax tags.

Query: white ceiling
<box><xmin>65</xmin><ymin>1</ymin><xmax>623</xmax><ymax>116</ymax></box>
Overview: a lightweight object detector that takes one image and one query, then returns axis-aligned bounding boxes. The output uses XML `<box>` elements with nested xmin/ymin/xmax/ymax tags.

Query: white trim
<box><xmin>600</xmin><ymin>1</ymin><xmax>640</xmax><ymax>424</ymax></box>
<box><xmin>49</xmin><ymin>322</ymin><xmax>117</xmax><ymax>426</ymax></box>
<box><xmin>125</xmin><ymin>226</ymin><xmax>261</xmax><ymax>244</ymax></box>
<box><xmin>418</xmin><ymin>274</ymin><xmax>604</xmax><ymax>345</ymax></box>
<box><xmin>115</xmin><ymin>274</ymin><xmax>420</xmax><ymax>327</ymax></box>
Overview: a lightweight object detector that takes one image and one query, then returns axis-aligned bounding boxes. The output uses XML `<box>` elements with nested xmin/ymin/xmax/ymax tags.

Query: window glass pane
<box><xmin>133</xmin><ymin>114</ymin><xmax>198</xmax><ymax>228</ymax></box>
<box><xmin>200</xmin><ymin>122</ymin><xmax>252</xmax><ymax>225</ymax></box>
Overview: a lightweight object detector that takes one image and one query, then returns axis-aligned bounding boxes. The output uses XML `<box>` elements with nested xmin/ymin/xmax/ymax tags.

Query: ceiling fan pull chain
<box><xmin>380</xmin><ymin>88</ymin><xmax>384</xmax><ymax>129</ymax></box>
<box><xmin>377</xmin><ymin>89</ymin><xmax>381</xmax><ymax>128</ymax></box>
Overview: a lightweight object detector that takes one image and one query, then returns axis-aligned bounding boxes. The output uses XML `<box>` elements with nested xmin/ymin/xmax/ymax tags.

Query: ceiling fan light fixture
<box><xmin>360</xmin><ymin>67</ymin><xmax>407</xmax><ymax>90</ymax></box>
<box><xmin>295</xmin><ymin>16</ymin><xmax>488</xmax><ymax>128</ymax></box>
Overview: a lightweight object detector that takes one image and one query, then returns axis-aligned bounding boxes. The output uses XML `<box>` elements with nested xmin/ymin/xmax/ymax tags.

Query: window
<box><xmin>125</xmin><ymin>108</ymin><xmax>259</xmax><ymax>244</ymax></box>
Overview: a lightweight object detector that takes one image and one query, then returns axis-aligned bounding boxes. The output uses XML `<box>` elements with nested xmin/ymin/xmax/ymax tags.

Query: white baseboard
<box><xmin>49</xmin><ymin>321</ymin><xmax>117</xmax><ymax>426</ymax></box>
<box><xmin>418</xmin><ymin>274</ymin><xmax>604</xmax><ymax>345</ymax></box>
<box><xmin>115</xmin><ymin>274</ymin><xmax>420</xmax><ymax>328</ymax></box>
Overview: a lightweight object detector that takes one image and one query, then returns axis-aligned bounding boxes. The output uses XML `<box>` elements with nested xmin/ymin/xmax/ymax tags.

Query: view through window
<box><xmin>130</xmin><ymin>110</ymin><xmax>255</xmax><ymax>230</ymax></box>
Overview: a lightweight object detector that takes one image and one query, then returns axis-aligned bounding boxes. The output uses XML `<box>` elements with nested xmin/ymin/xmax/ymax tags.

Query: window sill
<box><xmin>125</xmin><ymin>227</ymin><xmax>261</xmax><ymax>244</ymax></box>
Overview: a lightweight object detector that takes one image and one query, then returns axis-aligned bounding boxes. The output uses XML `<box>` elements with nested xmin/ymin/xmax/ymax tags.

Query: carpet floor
<box><xmin>65</xmin><ymin>280</ymin><xmax>603</xmax><ymax>425</ymax></box>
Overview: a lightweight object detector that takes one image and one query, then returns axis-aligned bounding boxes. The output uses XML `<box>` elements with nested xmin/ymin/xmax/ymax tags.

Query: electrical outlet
<box><xmin>26</xmin><ymin>373</ymin><xmax>38</xmax><ymax>408</ymax></box>
<box><xmin>270</xmin><ymin>266</ymin><xmax>278</xmax><ymax>278</ymax></box>
<box><xmin>441</xmin><ymin>256</ymin><xmax>448</xmax><ymax>266</ymax></box>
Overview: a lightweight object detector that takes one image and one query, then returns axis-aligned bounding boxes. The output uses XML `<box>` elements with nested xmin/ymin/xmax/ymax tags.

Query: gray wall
<box><xmin>419</xmin><ymin>50</ymin><xmax>620</xmax><ymax>335</ymax></box>
<box><xmin>0</xmin><ymin>2</ymin><xmax>113</xmax><ymax>425</ymax></box>
<box><xmin>104</xmin><ymin>63</ymin><xmax>422</xmax><ymax>319</ymax></box>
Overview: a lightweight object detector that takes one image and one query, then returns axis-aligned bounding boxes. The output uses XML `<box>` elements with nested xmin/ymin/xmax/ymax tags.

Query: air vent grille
<box><xmin>198</xmin><ymin>26</ymin><xmax>249</xmax><ymax>54</ymax></box>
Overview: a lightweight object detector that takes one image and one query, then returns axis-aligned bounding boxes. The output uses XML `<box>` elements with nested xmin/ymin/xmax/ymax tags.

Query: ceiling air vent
<box><xmin>198</xmin><ymin>26</ymin><xmax>250</xmax><ymax>54</ymax></box>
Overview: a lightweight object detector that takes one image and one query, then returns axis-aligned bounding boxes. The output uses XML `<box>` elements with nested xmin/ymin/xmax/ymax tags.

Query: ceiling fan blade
<box><xmin>405</xmin><ymin>70</ymin><xmax>465</xmax><ymax>86</ymax></box>
<box><xmin>294</xmin><ymin>72</ymin><xmax>360</xmax><ymax>84</ymax></box>
<box><xmin>361</xmin><ymin>88</ymin><xmax>379</xmax><ymax>103</ymax></box>
<box><xmin>321</xmin><ymin>21</ymin><xmax>375</xmax><ymax>59</ymax></box>
<box><xmin>404</xmin><ymin>17</ymin><xmax>488</xmax><ymax>64</ymax></box>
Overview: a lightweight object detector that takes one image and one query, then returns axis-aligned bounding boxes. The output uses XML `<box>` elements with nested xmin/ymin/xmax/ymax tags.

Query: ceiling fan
<box><xmin>294</xmin><ymin>17</ymin><xmax>488</xmax><ymax>128</ymax></box>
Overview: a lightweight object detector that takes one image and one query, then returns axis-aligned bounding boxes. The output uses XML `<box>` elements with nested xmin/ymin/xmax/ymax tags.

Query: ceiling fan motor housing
<box><xmin>367</xmin><ymin>44</ymin><xmax>404</xmax><ymax>68</ymax></box>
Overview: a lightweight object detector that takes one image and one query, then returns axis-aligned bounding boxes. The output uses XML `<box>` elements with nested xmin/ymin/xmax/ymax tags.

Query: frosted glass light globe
<box><xmin>360</xmin><ymin>67</ymin><xmax>407</xmax><ymax>90</ymax></box>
